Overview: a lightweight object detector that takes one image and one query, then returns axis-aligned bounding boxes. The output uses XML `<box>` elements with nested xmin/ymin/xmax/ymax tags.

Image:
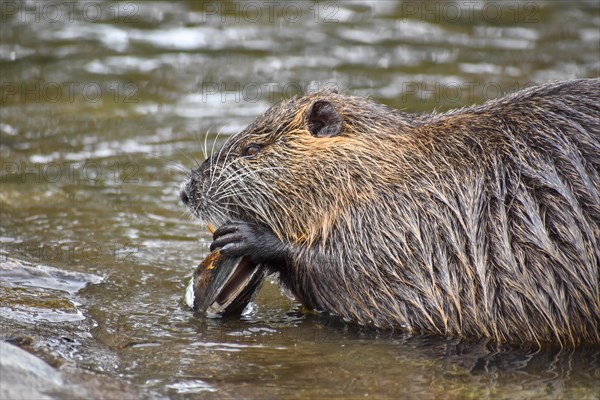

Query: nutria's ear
<box><xmin>307</xmin><ymin>100</ymin><xmax>343</xmax><ymax>138</ymax></box>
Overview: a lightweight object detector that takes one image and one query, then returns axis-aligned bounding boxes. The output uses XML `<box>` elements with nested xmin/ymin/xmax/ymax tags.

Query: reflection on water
<box><xmin>1</xmin><ymin>1</ymin><xmax>599</xmax><ymax>399</ymax></box>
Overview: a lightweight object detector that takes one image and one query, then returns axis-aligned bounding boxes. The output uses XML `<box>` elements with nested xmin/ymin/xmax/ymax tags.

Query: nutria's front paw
<box><xmin>210</xmin><ymin>221</ymin><xmax>286</xmax><ymax>264</ymax></box>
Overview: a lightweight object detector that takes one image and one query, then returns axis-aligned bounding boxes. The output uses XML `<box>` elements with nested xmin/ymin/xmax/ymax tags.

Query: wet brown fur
<box><xmin>186</xmin><ymin>79</ymin><xmax>600</xmax><ymax>346</ymax></box>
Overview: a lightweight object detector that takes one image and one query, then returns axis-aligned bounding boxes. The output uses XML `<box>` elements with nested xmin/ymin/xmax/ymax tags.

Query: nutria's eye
<box><xmin>242</xmin><ymin>144</ymin><xmax>261</xmax><ymax>157</ymax></box>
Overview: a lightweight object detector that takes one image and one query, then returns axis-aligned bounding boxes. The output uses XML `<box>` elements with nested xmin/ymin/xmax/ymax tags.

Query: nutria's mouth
<box><xmin>186</xmin><ymin>252</ymin><xmax>265</xmax><ymax>317</ymax></box>
<box><xmin>207</xmin><ymin>224</ymin><xmax>217</xmax><ymax>234</ymax></box>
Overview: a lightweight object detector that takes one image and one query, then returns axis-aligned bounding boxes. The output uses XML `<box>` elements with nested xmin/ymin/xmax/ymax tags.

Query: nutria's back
<box><xmin>183</xmin><ymin>79</ymin><xmax>600</xmax><ymax>346</ymax></box>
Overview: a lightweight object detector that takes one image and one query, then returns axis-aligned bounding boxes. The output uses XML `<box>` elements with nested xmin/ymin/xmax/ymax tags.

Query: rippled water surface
<box><xmin>1</xmin><ymin>1</ymin><xmax>599</xmax><ymax>399</ymax></box>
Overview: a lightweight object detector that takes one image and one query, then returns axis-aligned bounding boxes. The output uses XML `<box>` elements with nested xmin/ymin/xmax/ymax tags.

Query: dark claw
<box><xmin>210</xmin><ymin>232</ymin><xmax>243</xmax><ymax>252</ymax></box>
<box><xmin>221</xmin><ymin>242</ymin><xmax>246</xmax><ymax>257</ymax></box>
<box><xmin>209</xmin><ymin>221</ymin><xmax>287</xmax><ymax>265</ymax></box>
<box><xmin>213</xmin><ymin>223</ymin><xmax>240</xmax><ymax>240</ymax></box>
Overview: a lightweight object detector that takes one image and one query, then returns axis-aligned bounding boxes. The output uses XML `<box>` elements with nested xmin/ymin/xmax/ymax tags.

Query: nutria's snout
<box><xmin>180</xmin><ymin>172</ymin><xmax>201</xmax><ymax>213</ymax></box>
<box><xmin>181</xmin><ymin>155</ymin><xmax>227</xmax><ymax>224</ymax></box>
<box><xmin>183</xmin><ymin>157</ymin><xmax>214</xmax><ymax>207</ymax></box>
<box><xmin>180</xmin><ymin>174</ymin><xmax>196</xmax><ymax>207</ymax></box>
<box><xmin>180</xmin><ymin>186</ymin><xmax>190</xmax><ymax>206</ymax></box>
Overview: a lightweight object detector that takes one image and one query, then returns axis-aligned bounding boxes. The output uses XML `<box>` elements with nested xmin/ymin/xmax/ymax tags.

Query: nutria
<box><xmin>180</xmin><ymin>79</ymin><xmax>600</xmax><ymax>346</ymax></box>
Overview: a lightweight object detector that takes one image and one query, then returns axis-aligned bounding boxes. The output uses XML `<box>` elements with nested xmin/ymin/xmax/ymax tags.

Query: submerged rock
<box><xmin>0</xmin><ymin>341</ymin><xmax>63</xmax><ymax>400</ymax></box>
<box><xmin>0</xmin><ymin>341</ymin><xmax>144</xmax><ymax>399</ymax></box>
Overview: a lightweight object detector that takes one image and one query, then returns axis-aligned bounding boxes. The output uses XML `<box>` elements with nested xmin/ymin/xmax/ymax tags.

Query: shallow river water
<box><xmin>1</xmin><ymin>1</ymin><xmax>599</xmax><ymax>399</ymax></box>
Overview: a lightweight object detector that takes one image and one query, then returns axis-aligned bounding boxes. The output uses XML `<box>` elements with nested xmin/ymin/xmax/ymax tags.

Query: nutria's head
<box><xmin>181</xmin><ymin>88</ymin><xmax>415</xmax><ymax>244</ymax></box>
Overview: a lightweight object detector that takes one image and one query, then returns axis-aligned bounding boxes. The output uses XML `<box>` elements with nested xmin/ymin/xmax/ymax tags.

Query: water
<box><xmin>1</xmin><ymin>1</ymin><xmax>599</xmax><ymax>398</ymax></box>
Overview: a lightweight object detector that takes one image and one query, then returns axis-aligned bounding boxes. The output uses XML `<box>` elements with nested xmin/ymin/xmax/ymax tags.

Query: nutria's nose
<box><xmin>180</xmin><ymin>188</ymin><xmax>189</xmax><ymax>205</ymax></box>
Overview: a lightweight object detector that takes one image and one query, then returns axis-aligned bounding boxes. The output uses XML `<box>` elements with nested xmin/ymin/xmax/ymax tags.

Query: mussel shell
<box><xmin>185</xmin><ymin>250</ymin><xmax>265</xmax><ymax>317</ymax></box>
